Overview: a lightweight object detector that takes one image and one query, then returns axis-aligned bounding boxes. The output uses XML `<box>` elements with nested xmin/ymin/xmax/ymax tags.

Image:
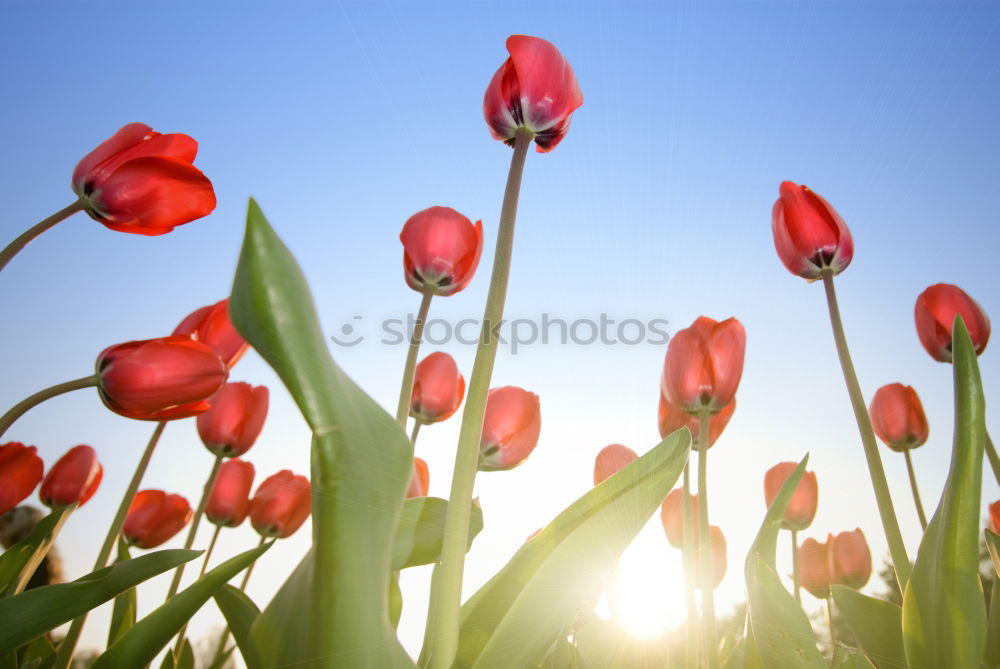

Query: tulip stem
<box><xmin>0</xmin><ymin>374</ymin><xmax>98</xmax><ymax>440</ymax></box>
<box><xmin>681</xmin><ymin>462</ymin><xmax>700</xmax><ymax>669</ymax></box>
<box><xmin>199</xmin><ymin>524</ymin><xmax>222</xmax><ymax>578</ymax></box>
<box><xmin>0</xmin><ymin>199</ymin><xmax>85</xmax><ymax>272</ymax></box>
<box><xmin>10</xmin><ymin>505</ymin><xmax>73</xmax><ymax>596</ymax></box>
<box><xmin>240</xmin><ymin>535</ymin><xmax>267</xmax><ymax>591</ymax></box>
<box><xmin>902</xmin><ymin>449</ymin><xmax>928</xmax><ymax>531</ymax></box>
<box><xmin>52</xmin><ymin>421</ymin><xmax>167</xmax><ymax>669</ymax></box>
<box><xmin>411</xmin><ymin>420</ymin><xmax>423</xmax><ymax>446</ymax></box>
<box><xmin>423</xmin><ymin>127</ymin><xmax>533</xmax><ymax>668</ymax></box>
<box><xmin>984</xmin><ymin>431</ymin><xmax>1000</xmax><ymax>487</ymax></box>
<box><xmin>820</xmin><ymin>270</ymin><xmax>911</xmax><ymax>590</ymax></box>
<box><xmin>696</xmin><ymin>412</ymin><xmax>719</xmax><ymax>669</ymax></box>
<box><xmin>790</xmin><ymin>529</ymin><xmax>801</xmax><ymax>604</ymax></box>
<box><xmin>825</xmin><ymin>597</ymin><xmax>836</xmax><ymax>650</ymax></box>
<box><xmin>395</xmin><ymin>287</ymin><xmax>435</xmax><ymax>428</ymax></box>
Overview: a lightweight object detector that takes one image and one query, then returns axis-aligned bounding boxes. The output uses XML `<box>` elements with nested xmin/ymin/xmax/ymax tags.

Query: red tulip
<box><xmin>593</xmin><ymin>444</ymin><xmax>638</xmax><ymax>486</ymax></box>
<box><xmin>197</xmin><ymin>382</ymin><xmax>269</xmax><ymax>457</ymax></box>
<box><xmin>658</xmin><ymin>393</ymin><xmax>735</xmax><ymax>447</ymax></box>
<box><xmin>798</xmin><ymin>529</ymin><xmax>872</xmax><ymax>598</ymax></box>
<box><xmin>206</xmin><ymin>458</ymin><xmax>255</xmax><ymax>527</ymax></box>
<box><xmin>914</xmin><ymin>284</ymin><xmax>990</xmax><ymax>363</ymax></box>
<box><xmin>410</xmin><ymin>353</ymin><xmax>465</xmax><ymax>424</ymax></box>
<box><xmin>173</xmin><ymin>298</ymin><xmax>249</xmax><ymax>369</ymax></box>
<box><xmin>71</xmin><ymin>123</ymin><xmax>215</xmax><ymax>235</ymax></box>
<box><xmin>660</xmin><ymin>488</ymin><xmax>699</xmax><ymax>549</ymax></box>
<box><xmin>484</xmin><ymin>35</ymin><xmax>584</xmax><ymax>152</ymax></box>
<box><xmin>0</xmin><ymin>442</ymin><xmax>44</xmax><ymax>515</ymax></box>
<box><xmin>693</xmin><ymin>525</ymin><xmax>727</xmax><ymax>590</ymax></box>
<box><xmin>250</xmin><ymin>470</ymin><xmax>312</xmax><ymax>539</ymax></box>
<box><xmin>96</xmin><ymin>336</ymin><xmax>229</xmax><ymax>421</ymax></box>
<box><xmin>39</xmin><ymin>445</ymin><xmax>102</xmax><ymax>509</ymax></box>
<box><xmin>406</xmin><ymin>458</ymin><xmax>430</xmax><ymax>498</ymax></box>
<box><xmin>123</xmin><ymin>490</ymin><xmax>192</xmax><ymax>549</ymax></box>
<box><xmin>771</xmin><ymin>181</ymin><xmax>853</xmax><ymax>280</ymax></box>
<box><xmin>763</xmin><ymin>462</ymin><xmax>819</xmax><ymax>531</ymax></box>
<box><xmin>661</xmin><ymin>316</ymin><xmax>746</xmax><ymax>414</ymax></box>
<box><xmin>477</xmin><ymin>386</ymin><xmax>542</xmax><ymax>471</ymax></box>
<box><xmin>989</xmin><ymin>500</ymin><xmax>1000</xmax><ymax>534</ymax></box>
<box><xmin>400</xmin><ymin>207</ymin><xmax>483</xmax><ymax>297</ymax></box>
<box><xmin>799</xmin><ymin>535</ymin><xmax>833</xmax><ymax>599</ymax></box>
<box><xmin>869</xmin><ymin>383</ymin><xmax>929</xmax><ymax>452</ymax></box>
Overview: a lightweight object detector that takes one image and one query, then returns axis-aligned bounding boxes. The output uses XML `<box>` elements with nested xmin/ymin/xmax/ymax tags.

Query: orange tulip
<box><xmin>798</xmin><ymin>529</ymin><xmax>872</xmax><ymax>598</ymax></box>
<box><xmin>660</xmin><ymin>487</ymin><xmax>699</xmax><ymax>549</ymax></box>
<box><xmin>661</xmin><ymin>316</ymin><xmax>746</xmax><ymax>414</ymax></box>
<box><xmin>869</xmin><ymin>383</ymin><xmax>929</xmax><ymax>452</ymax></box>
<box><xmin>406</xmin><ymin>458</ymin><xmax>430</xmax><ymax>498</ymax></box>
<box><xmin>763</xmin><ymin>462</ymin><xmax>818</xmax><ymax>531</ymax></box>
<box><xmin>410</xmin><ymin>353</ymin><xmax>465</xmax><ymax>424</ymax></box>
<box><xmin>658</xmin><ymin>393</ymin><xmax>735</xmax><ymax>447</ymax></box>
<box><xmin>477</xmin><ymin>386</ymin><xmax>541</xmax><ymax>471</ymax></box>
<box><xmin>593</xmin><ymin>444</ymin><xmax>638</xmax><ymax>486</ymax></box>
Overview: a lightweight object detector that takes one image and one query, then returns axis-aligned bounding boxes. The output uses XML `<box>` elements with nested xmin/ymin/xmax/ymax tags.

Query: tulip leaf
<box><xmin>392</xmin><ymin>496</ymin><xmax>485</xmax><ymax>570</ymax></box>
<box><xmin>107</xmin><ymin>538</ymin><xmax>137</xmax><ymax>646</ymax></box>
<box><xmin>830</xmin><ymin>646</ymin><xmax>877</xmax><ymax>669</ymax></box>
<box><xmin>986</xmin><ymin>529</ymin><xmax>1000</xmax><ymax>579</ymax></box>
<box><xmin>722</xmin><ymin>636</ymin><xmax>764</xmax><ymax>669</ymax></box>
<box><xmin>158</xmin><ymin>639</ymin><xmax>193</xmax><ymax>669</ymax></box>
<box><xmin>573</xmin><ymin>619</ymin><xmax>671</xmax><ymax>668</ymax></box>
<box><xmin>231</xmin><ymin>199</ymin><xmax>413</xmax><ymax>667</ymax></box>
<box><xmin>90</xmin><ymin>542</ymin><xmax>269</xmax><ymax>669</ymax></box>
<box><xmin>901</xmin><ymin>317</ymin><xmax>987</xmax><ymax>668</ymax></box>
<box><xmin>985</xmin><ymin>577</ymin><xmax>1000</xmax><ymax>669</ymax></box>
<box><xmin>0</xmin><ymin>508</ymin><xmax>66</xmax><ymax>598</ymax></box>
<box><xmin>0</xmin><ymin>549</ymin><xmax>198</xmax><ymax>654</ymax></box>
<box><xmin>213</xmin><ymin>584</ymin><xmax>264</xmax><ymax>669</ymax></box>
<box><xmin>831</xmin><ymin>585</ymin><xmax>905</xmax><ymax>669</ymax></box>
<box><xmin>451</xmin><ymin>428</ymin><xmax>691</xmax><ymax>668</ymax></box>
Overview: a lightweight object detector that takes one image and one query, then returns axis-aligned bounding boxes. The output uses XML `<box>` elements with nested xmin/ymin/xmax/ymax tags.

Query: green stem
<box><xmin>395</xmin><ymin>288</ymin><xmax>435</xmax><ymax>428</ymax></box>
<box><xmin>681</xmin><ymin>462</ymin><xmax>700</xmax><ymax>669</ymax></box>
<box><xmin>791</xmin><ymin>529</ymin><xmax>801</xmax><ymax>605</ymax></box>
<box><xmin>52</xmin><ymin>421</ymin><xmax>167</xmax><ymax>669</ymax></box>
<box><xmin>199</xmin><ymin>524</ymin><xmax>222</xmax><ymax>578</ymax></box>
<box><xmin>240</xmin><ymin>536</ymin><xmax>267</xmax><ymax>591</ymax></box>
<box><xmin>821</xmin><ymin>270</ymin><xmax>911</xmax><ymax>590</ymax></box>
<box><xmin>423</xmin><ymin>127</ymin><xmax>533</xmax><ymax>668</ymax></box>
<box><xmin>697</xmin><ymin>412</ymin><xmax>718</xmax><ymax>669</ymax></box>
<box><xmin>825</xmin><ymin>597</ymin><xmax>836</xmax><ymax>651</ymax></box>
<box><xmin>0</xmin><ymin>199</ymin><xmax>85</xmax><ymax>272</ymax></box>
<box><xmin>10</xmin><ymin>506</ymin><xmax>73</xmax><ymax>596</ymax></box>
<box><xmin>902</xmin><ymin>449</ymin><xmax>928</xmax><ymax>531</ymax></box>
<box><xmin>0</xmin><ymin>374</ymin><xmax>98</xmax><ymax>440</ymax></box>
<box><xmin>984</xmin><ymin>431</ymin><xmax>1000</xmax><ymax>487</ymax></box>
<box><xmin>411</xmin><ymin>420</ymin><xmax>423</xmax><ymax>446</ymax></box>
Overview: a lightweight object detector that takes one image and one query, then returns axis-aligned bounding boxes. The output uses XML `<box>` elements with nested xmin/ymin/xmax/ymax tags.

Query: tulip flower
<box><xmin>477</xmin><ymin>386</ymin><xmax>542</xmax><ymax>471</ymax></box>
<box><xmin>0</xmin><ymin>442</ymin><xmax>44</xmax><ymax>515</ymax></box>
<box><xmin>174</xmin><ymin>298</ymin><xmax>249</xmax><ymax>369</ymax></box>
<box><xmin>250</xmin><ymin>470</ymin><xmax>312</xmax><ymax>539</ymax></box>
<box><xmin>410</xmin><ymin>353</ymin><xmax>466</xmax><ymax>424</ymax></box>
<box><xmin>96</xmin><ymin>336</ymin><xmax>229</xmax><ymax>421</ymax></box>
<box><xmin>123</xmin><ymin>490</ymin><xmax>192</xmax><ymax>549</ymax></box>
<box><xmin>763</xmin><ymin>462</ymin><xmax>819</xmax><ymax>531</ymax></box>
<box><xmin>406</xmin><ymin>458</ymin><xmax>430</xmax><ymax>498</ymax></box>
<box><xmin>484</xmin><ymin>35</ymin><xmax>584</xmax><ymax>152</ymax></box>
<box><xmin>197</xmin><ymin>382</ymin><xmax>269</xmax><ymax>457</ymax></box>
<box><xmin>869</xmin><ymin>384</ymin><xmax>929</xmax><ymax>452</ymax></box>
<box><xmin>660</xmin><ymin>316</ymin><xmax>746</xmax><ymax>415</ymax></box>
<box><xmin>771</xmin><ymin>181</ymin><xmax>853</xmax><ymax>280</ymax></box>
<box><xmin>660</xmin><ymin>488</ymin><xmax>699</xmax><ymax>549</ymax></box>
<box><xmin>692</xmin><ymin>525</ymin><xmax>727</xmax><ymax>590</ymax></box>
<box><xmin>206</xmin><ymin>458</ymin><xmax>255</xmax><ymax>527</ymax></box>
<box><xmin>593</xmin><ymin>444</ymin><xmax>638</xmax><ymax>486</ymax></box>
<box><xmin>658</xmin><ymin>393</ymin><xmax>736</xmax><ymax>447</ymax></box>
<box><xmin>400</xmin><ymin>207</ymin><xmax>484</xmax><ymax>297</ymax></box>
<box><xmin>989</xmin><ymin>500</ymin><xmax>1000</xmax><ymax>534</ymax></box>
<box><xmin>798</xmin><ymin>529</ymin><xmax>872</xmax><ymax>599</ymax></box>
<box><xmin>798</xmin><ymin>536</ymin><xmax>833</xmax><ymax>599</ymax></box>
<box><xmin>39</xmin><ymin>445</ymin><xmax>102</xmax><ymax>509</ymax></box>
<box><xmin>914</xmin><ymin>284</ymin><xmax>990</xmax><ymax>363</ymax></box>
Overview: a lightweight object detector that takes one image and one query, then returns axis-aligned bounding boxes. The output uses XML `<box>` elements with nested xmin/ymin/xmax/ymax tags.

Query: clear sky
<box><xmin>2</xmin><ymin>0</ymin><xmax>999</xmax><ymax>662</ymax></box>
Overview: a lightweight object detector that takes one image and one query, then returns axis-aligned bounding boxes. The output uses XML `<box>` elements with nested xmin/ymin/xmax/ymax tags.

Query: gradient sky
<box><xmin>2</xmin><ymin>0</ymin><xmax>999</xmax><ymax>663</ymax></box>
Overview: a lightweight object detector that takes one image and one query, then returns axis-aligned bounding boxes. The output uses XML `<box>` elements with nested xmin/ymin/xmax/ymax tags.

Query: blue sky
<box><xmin>2</xmin><ymin>0</ymin><xmax>999</xmax><ymax>660</ymax></box>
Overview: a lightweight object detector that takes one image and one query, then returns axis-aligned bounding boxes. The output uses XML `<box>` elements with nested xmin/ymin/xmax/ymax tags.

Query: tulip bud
<box><xmin>173</xmin><ymin>298</ymin><xmax>249</xmax><ymax>369</ymax></box>
<box><xmin>832</xmin><ymin>528</ymin><xmax>872</xmax><ymax>590</ymax></box>
<box><xmin>869</xmin><ymin>383</ymin><xmax>929</xmax><ymax>452</ymax></box>
<box><xmin>206</xmin><ymin>458</ymin><xmax>255</xmax><ymax>527</ymax></box>
<box><xmin>990</xmin><ymin>500</ymin><xmax>1000</xmax><ymax>535</ymax></box>
<box><xmin>123</xmin><ymin>490</ymin><xmax>192</xmax><ymax>549</ymax></box>
<box><xmin>661</xmin><ymin>316</ymin><xmax>746</xmax><ymax>415</ymax></box>
<box><xmin>477</xmin><ymin>386</ymin><xmax>542</xmax><ymax>472</ymax></box>
<box><xmin>197</xmin><ymin>382</ymin><xmax>269</xmax><ymax>457</ymax></box>
<box><xmin>694</xmin><ymin>525</ymin><xmax>727</xmax><ymax>591</ymax></box>
<box><xmin>400</xmin><ymin>207</ymin><xmax>484</xmax><ymax>297</ymax></box>
<box><xmin>593</xmin><ymin>444</ymin><xmax>638</xmax><ymax>486</ymax></box>
<box><xmin>0</xmin><ymin>442</ymin><xmax>44</xmax><ymax>515</ymax></box>
<box><xmin>40</xmin><ymin>445</ymin><xmax>102</xmax><ymax>509</ymax></box>
<box><xmin>483</xmin><ymin>35</ymin><xmax>584</xmax><ymax>152</ymax></box>
<box><xmin>763</xmin><ymin>462</ymin><xmax>818</xmax><ymax>531</ymax></box>
<box><xmin>914</xmin><ymin>284</ymin><xmax>990</xmax><ymax>363</ymax></box>
<box><xmin>410</xmin><ymin>353</ymin><xmax>465</xmax><ymax>424</ymax></box>
<box><xmin>406</xmin><ymin>458</ymin><xmax>430</xmax><ymax>498</ymax></box>
<box><xmin>771</xmin><ymin>181</ymin><xmax>853</xmax><ymax>280</ymax></box>
<box><xmin>96</xmin><ymin>336</ymin><xmax>229</xmax><ymax>421</ymax></box>
<box><xmin>658</xmin><ymin>393</ymin><xmax>736</xmax><ymax>447</ymax></box>
<box><xmin>798</xmin><ymin>535</ymin><xmax>834</xmax><ymax>599</ymax></box>
<box><xmin>250</xmin><ymin>470</ymin><xmax>312</xmax><ymax>539</ymax></box>
<box><xmin>71</xmin><ymin>123</ymin><xmax>215</xmax><ymax>235</ymax></box>
<box><xmin>660</xmin><ymin>488</ymin><xmax>699</xmax><ymax>549</ymax></box>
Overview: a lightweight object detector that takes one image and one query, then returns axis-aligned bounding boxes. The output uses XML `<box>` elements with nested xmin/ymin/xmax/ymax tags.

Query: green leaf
<box><xmin>986</xmin><ymin>529</ymin><xmax>1000</xmax><ymax>579</ymax></box>
<box><xmin>392</xmin><ymin>497</ymin><xmax>484</xmax><ymax>570</ymax></box>
<box><xmin>0</xmin><ymin>549</ymin><xmax>198</xmax><ymax>654</ymax></box>
<box><xmin>722</xmin><ymin>636</ymin><xmax>764</xmax><ymax>669</ymax></box>
<box><xmin>213</xmin><ymin>584</ymin><xmax>263</xmax><ymax>669</ymax></box>
<box><xmin>91</xmin><ymin>542</ymin><xmax>269</xmax><ymax>669</ymax></box>
<box><xmin>573</xmin><ymin>619</ymin><xmax>671</xmax><ymax>669</ymax></box>
<box><xmin>107</xmin><ymin>538</ymin><xmax>136</xmax><ymax>646</ymax></box>
<box><xmin>20</xmin><ymin>635</ymin><xmax>55</xmax><ymax>669</ymax></box>
<box><xmin>901</xmin><ymin>316</ymin><xmax>987</xmax><ymax>668</ymax></box>
<box><xmin>453</xmin><ymin>428</ymin><xmax>691</xmax><ymax>668</ymax></box>
<box><xmin>831</xmin><ymin>585</ymin><xmax>905</xmax><ymax>669</ymax></box>
<box><xmin>830</xmin><ymin>645</ymin><xmax>876</xmax><ymax>669</ymax></box>
<box><xmin>985</xmin><ymin>576</ymin><xmax>1000</xmax><ymax>669</ymax></box>
<box><xmin>743</xmin><ymin>455</ymin><xmax>826</xmax><ymax>668</ymax></box>
<box><xmin>0</xmin><ymin>508</ymin><xmax>68</xmax><ymax>598</ymax></box>
<box><xmin>231</xmin><ymin>200</ymin><xmax>414</xmax><ymax>667</ymax></box>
